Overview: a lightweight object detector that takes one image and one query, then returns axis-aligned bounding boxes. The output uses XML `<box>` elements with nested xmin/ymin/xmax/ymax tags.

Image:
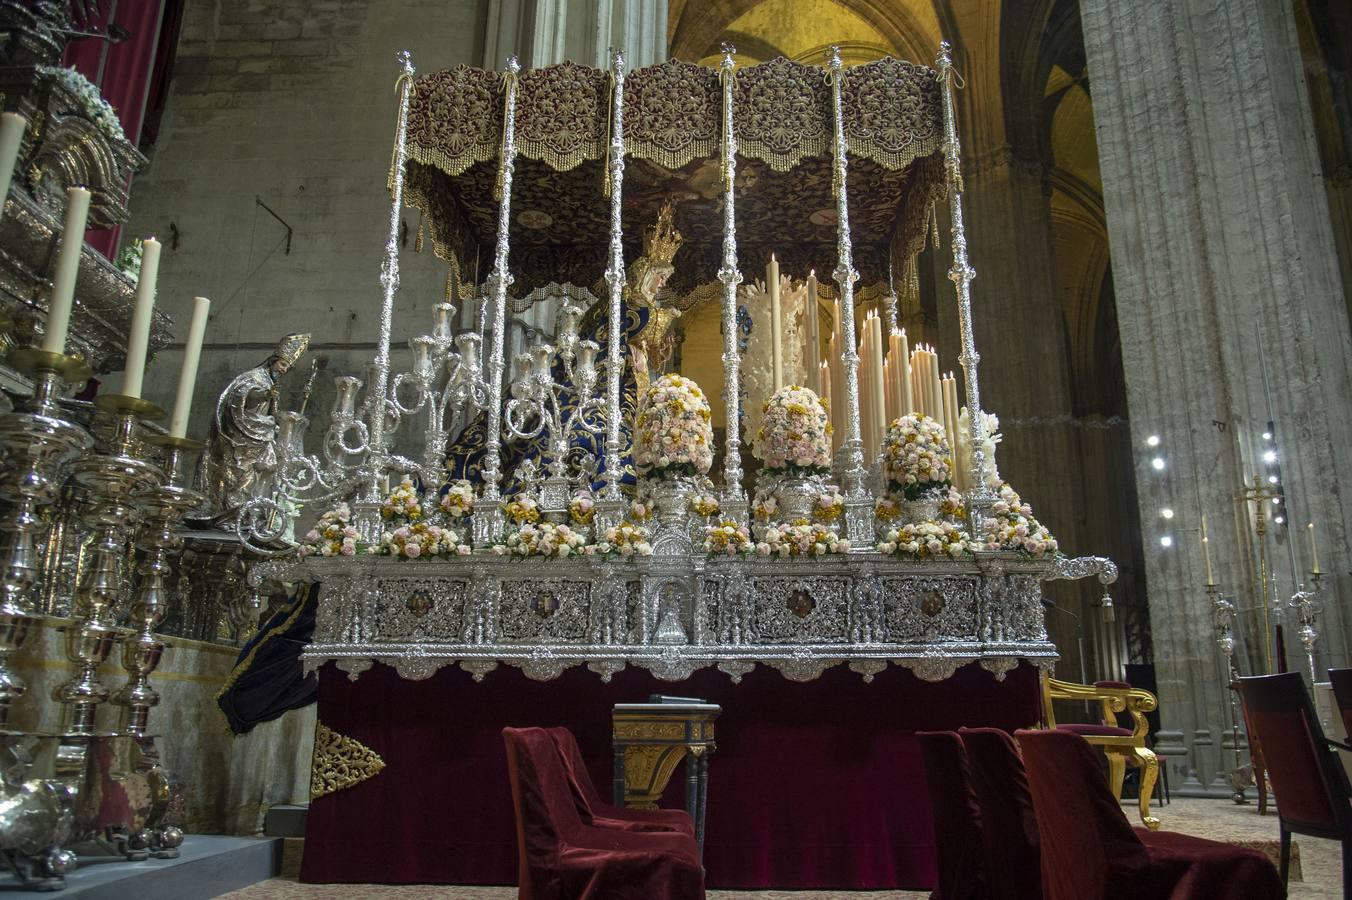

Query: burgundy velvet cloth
<box><xmin>915</xmin><ymin>731</ymin><xmax>986</xmax><ymax>899</ymax></box>
<box><xmin>548</xmin><ymin>727</ymin><xmax>695</xmax><ymax>837</ymax></box>
<box><xmin>1016</xmin><ymin>729</ymin><xmax>1283</xmax><ymax>900</ymax></box>
<box><xmin>301</xmin><ymin>660</ymin><xmax>1039</xmax><ymax>888</ymax></box>
<box><xmin>503</xmin><ymin>727</ymin><xmax>705</xmax><ymax>900</ymax></box>
<box><xmin>958</xmin><ymin>728</ymin><xmax>1041</xmax><ymax>900</ymax></box>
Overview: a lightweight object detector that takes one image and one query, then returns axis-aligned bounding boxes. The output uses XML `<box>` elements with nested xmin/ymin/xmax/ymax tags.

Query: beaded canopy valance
<box><xmin>400</xmin><ymin>55</ymin><xmax>946</xmax><ymax>301</ymax></box>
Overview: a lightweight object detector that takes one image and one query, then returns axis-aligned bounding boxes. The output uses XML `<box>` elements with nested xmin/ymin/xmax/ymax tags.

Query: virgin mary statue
<box><xmin>443</xmin><ymin>200</ymin><xmax>683</xmax><ymax>493</ymax></box>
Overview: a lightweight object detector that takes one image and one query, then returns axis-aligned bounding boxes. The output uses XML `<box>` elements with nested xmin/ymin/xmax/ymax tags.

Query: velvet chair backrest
<box><xmin>503</xmin><ymin>726</ymin><xmax>590</xmax><ymax>896</ymax></box>
<box><xmin>1014</xmin><ymin>729</ymin><xmax>1147</xmax><ymax>900</ymax></box>
<box><xmin>958</xmin><ymin>727</ymin><xmax>1041</xmax><ymax>900</ymax></box>
<box><xmin>1238</xmin><ymin>672</ymin><xmax>1352</xmax><ymax>834</ymax></box>
<box><xmin>916</xmin><ymin>730</ymin><xmax>986</xmax><ymax>900</ymax></box>
<box><xmin>548</xmin><ymin>726</ymin><xmax>607</xmax><ymax>816</ymax></box>
<box><xmin>1328</xmin><ymin>668</ymin><xmax>1352</xmax><ymax>745</ymax></box>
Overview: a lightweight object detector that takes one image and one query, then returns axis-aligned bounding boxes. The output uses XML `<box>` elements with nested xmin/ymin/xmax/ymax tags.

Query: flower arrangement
<box><xmin>494</xmin><ymin>522</ymin><xmax>589</xmax><ymax>558</ymax></box>
<box><xmin>627</xmin><ymin>494</ymin><xmax>653</xmax><ymax>524</ymax></box>
<box><xmin>381</xmin><ymin>476</ymin><xmax>423</xmax><ymax>523</ymax></box>
<box><xmin>377</xmin><ymin>522</ymin><xmax>470</xmax><ymax>559</ymax></box>
<box><xmin>39</xmin><ymin>66</ymin><xmax>125</xmax><ymax>143</ymax></box>
<box><xmin>751</xmin><ymin>492</ymin><xmax>779</xmax><ymax>522</ymax></box>
<box><xmin>883</xmin><ymin>414</ymin><xmax>953</xmax><ymax>499</ymax></box>
<box><xmin>979</xmin><ymin>484</ymin><xmax>1058</xmax><ymax>557</ymax></box>
<box><xmin>755</xmin><ymin>386</ymin><xmax>833</xmax><ymax>475</ymax></box>
<box><xmin>591</xmin><ymin>522</ymin><xmax>653</xmax><ymax>557</ymax></box>
<box><xmin>634</xmin><ymin>374</ymin><xmax>714</xmax><ymax>479</ymax></box>
<box><xmin>875</xmin><ymin>496</ymin><xmax>901</xmax><ymax>523</ymax></box>
<box><xmin>690</xmin><ymin>493</ymin><xmax>721</xmax><ymax>518</ymax></box>
<box><xmin>298</xmin><ymin>503</ymin><xmax>359</xmax><ymax>557</ymax></box>
<box><xmin>504</xmin><ymin>493</ymin><xmax>541</xmax><ymax>526</ymax></box>
<box><xmin>569</xmin><ymin>492</ymin><xmax>596</xmax><ymax>526</ymax></box>
<box><xmin>813</xmin><ymin>487</ymin><xmax>844</xmax><ymax>524</ymax></box>
<box><xmin>877</xmin><ymin>521</ymin><xmax>969</xmax><ymax>559</ymax></box>
<box><xmin>940</xmin><ymin>486</ymin><xmax>966</xmax><ymax>521</ymax></box>
<box><xmin>704</xmin><ymin>521</ymin><xmax>754</xmax><ymax>557</ymax></box>
<box><xmin>755</xmin><ymin>521</ymin><xmax>851</xmax><ymax>558</ymax></box>
<box><xmin>439</xmin><ymin>480</ymin><xmax>475</xmax><ymax>519</ymax></box>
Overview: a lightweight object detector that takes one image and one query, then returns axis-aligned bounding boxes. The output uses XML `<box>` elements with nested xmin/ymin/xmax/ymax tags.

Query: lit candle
<box><xmin>804</xmin><ymin>270</ymin><xmax>820</xmax><ymax>394</ymax></box>
<box><xmin>120</xmin><ymin>237</ymin><xmax>161</xmax><ymax>398</ymax></box>
<box><xmin>858</xmin><ymin>322</ymin><xmax>872</xmax><ymax>453</ymax></box>
<box><xmin>898</xmin><ymin>329</ymin><xmax>912</xmax><ymax>417</ymax></box>
<box><xmin>1202</xmin><ymin>514</ymin><xmax>1215</xmax><ymax>586</ymax></box>
<box><xmin>868</xmin><ymin>311</ymin><xmax>886</xmax><ymax>447</ymax></box>
<box><xmin>928</xmin><ymin>347</ymin><xmax>944</xmax><ymax>424</ymax></box>
<box><xmin>819</xmin><ymin>360</ymin><xmax>832</xmax><ymax>446</ymax></box>
<box><xmin>943</xmin><ymin>373</ymin><xmax>960</xmax><ymax>487</ymax></box>
<box><xmin>169</xmin><ymin>296</ymin><xmax>211</xmax><ymax>438</ymax></box>
<box><xmin>0</xmin><ymin>112</ymin><xmax>27</xmax><ymax>214</ymax></box>
<box><xmin>768</xmin><ymin>254</ymin><xmax>782</xmax><ymax>391</ymax></box>
<box><xmin>41</xmin><ymin>186</ymin><xmax>92</xmax><ymax>354</ymax></box>
<box><xmin>1308</xmin><ymin>522</ymin><xmax>1321</xmax><ymax>575</ymax></box>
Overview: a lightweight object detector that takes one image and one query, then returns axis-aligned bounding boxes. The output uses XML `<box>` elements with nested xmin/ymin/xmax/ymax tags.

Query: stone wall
<box><xmin>123</xmin><ymin>0</ymin><xmax>488</xmax><ymax>462</ymax></box>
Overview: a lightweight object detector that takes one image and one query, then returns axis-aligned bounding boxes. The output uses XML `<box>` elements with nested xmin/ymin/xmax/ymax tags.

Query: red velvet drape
<box><xmin>301</xmin><ymin>660</ymin><xmax>1040</xmax><ymax>889</ymax></box>
<box><xmin>61</xmin><ymin>1</ymin><xmax>169</xmax><ymax>257</ymax></box>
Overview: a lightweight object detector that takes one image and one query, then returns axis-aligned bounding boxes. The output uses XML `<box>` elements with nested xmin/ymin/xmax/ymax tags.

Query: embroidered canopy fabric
<box><xmin>401</xmin><ymin>56</ymin><xmax>946</xmax><ymax>301</ymax></box>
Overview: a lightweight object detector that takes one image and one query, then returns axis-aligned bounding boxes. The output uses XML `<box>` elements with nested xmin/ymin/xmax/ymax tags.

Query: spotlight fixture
<box><xmin>1151</xmin><ymin>457</ymin><xmax>1165</xmax><ymax>471</ymax></box>
<box><xmin>1263</xmin><ymin>450</ymin><xmax>1277</xmax><ymax>463</ymax></box>
<box><xmin>1274</xmin><ymin>515</ymin><xmax>1285</xmax><ymax>525</ymax></box>
<box><xmin>1160</xmin><ymin>508</ymin><xmax>1174</xmax><ymax>519</ymax></box>
<box><xmin>1146</xmin><ymin>435</ymin><xmax>1161</xmax><ymax>447</ymax></box>
<box><xmin>1159</xmin><ymin>535</ymin><xmax>1173</xmax><ymax>548</ymax></box>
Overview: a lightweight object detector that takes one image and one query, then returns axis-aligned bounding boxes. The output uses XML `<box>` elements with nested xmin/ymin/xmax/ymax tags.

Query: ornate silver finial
<box><xmin>506</xmin><ymin>55</ymin><xmax>521</xmax><ymax>74</ymax></box>
<box><xmin>396</xmin><ymin>48</ymin><xmax>413</xmax><ymax>76</ymax></box>
<box><xmin>610</xmin><ymin>46</ymin><xmax>624</xmax><ymax>69</ymax></box>
<box><xmin>827</xmin><ymin>45</ymin><xmax>843</xmax><ymax>71</ymax></box>
<box><xmin>720</xmin><ymin>42</ymin><xmax>736</xmax><ymax>68</ymax></box>
<box><xmin>936</xmin><ymin>40</ymin><xmax>952</xmax><ymax>70</ymax></box>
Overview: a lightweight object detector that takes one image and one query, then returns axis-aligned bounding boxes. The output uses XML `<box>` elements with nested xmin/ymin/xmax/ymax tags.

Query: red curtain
<box><xmin>61</xmin><ymin>0</ymin><xmax>175</xmax><ymax>257</ymax></box>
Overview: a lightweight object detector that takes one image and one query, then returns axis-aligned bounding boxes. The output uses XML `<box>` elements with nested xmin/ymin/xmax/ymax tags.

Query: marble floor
<box><xmin>219</xmin><ymin>796</ymin><xmax>1335</xmax><ymax>899</ymax></box>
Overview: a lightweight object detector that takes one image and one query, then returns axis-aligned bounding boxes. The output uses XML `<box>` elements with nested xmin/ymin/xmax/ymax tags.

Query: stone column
<box><xmin>1081</xmin><ymin>0</ymin><xmax>1352</xmax><ymax>794</ymax></box>
<box><xmin>482</xmin><ymin>0</ymin><xmax>667</xmax><ymax>70</ymax></box>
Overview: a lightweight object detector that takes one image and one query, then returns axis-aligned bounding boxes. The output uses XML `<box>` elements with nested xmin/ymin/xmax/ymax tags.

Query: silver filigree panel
<box><xmin>882</xmin><ymin>576</ymin><xmax>978</xmax><ymax>643</ymax></box>
<box><xmin>752</xmin><ymin>576</ymin><xmax>850</xmax><ymax>643</ymax></box>
<box><xmin>499</xmin><ymin>579</ymin><xmax>592</xmax><ymax>642</ymax></box>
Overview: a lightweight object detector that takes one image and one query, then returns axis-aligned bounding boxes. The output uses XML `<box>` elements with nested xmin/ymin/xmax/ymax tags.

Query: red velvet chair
<box><xmin>916</xmin><ymin>730</ymin><xmax>986</xmax><ymax>900</ymax></box>
<box><xmin>502</xmin><ymin>727</ymin><xmax>705</xmax><ymax>900</ymax></box>
<box><xmin>958</xmin><ymin>727</ymin><xmax>1041</xmax><ymax>900</ymax></box>
<box><xmin>1016</xmin><ymin>728</ymin><xmax>1283</xmax><ymax>900</ymax></box>
<box><xmin>1240</xmin><ymin>671</ymin><xmax>1352</xmax><ymax>896</ymax></box>
<box><xmin>547</xmin><ymin>726</ymin><xmax>695</xmax><ymax>837</ymax></box>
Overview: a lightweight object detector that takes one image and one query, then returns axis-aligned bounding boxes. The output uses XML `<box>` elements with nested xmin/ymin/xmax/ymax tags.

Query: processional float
<box><xmin>238</xmin><ymin>43</ymin><xmax>1123</xmax><ymax>687</ymax></box>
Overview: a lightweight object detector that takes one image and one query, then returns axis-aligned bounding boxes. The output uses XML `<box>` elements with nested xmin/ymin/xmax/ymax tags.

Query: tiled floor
<box><xmin>220</xmin><ymin>796</ymin><xmax>1333</xmax><ymax>899</ymax></box>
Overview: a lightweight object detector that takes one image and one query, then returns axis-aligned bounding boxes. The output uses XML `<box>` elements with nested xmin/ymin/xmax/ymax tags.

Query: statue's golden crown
<box><xmin>642</xmin><ymin>199</ymin><xmax>682</xmax><ymax>266</ymax></box>
<box><xmin>274</xmin><ymin>332</ymin><xmax>311</xmax><ymax>366</ymax></box>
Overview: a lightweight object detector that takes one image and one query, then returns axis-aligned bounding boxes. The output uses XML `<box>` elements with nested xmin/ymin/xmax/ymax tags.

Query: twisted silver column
<box><xmin>717</xmin><ymin>45</ymin><xmax>746</xmax><ymax>517</ymax></box>
<box><xmin>935</xmin><ymin>42</ymin><xmax>996</xmax><ymax>523</ymax></box>
<box><xmin>600</xmin><ymin>48</ymin><xmax>627</xmax><ymax>503</ymax></box>
<box><xmin>475</xmin><ymin>57</ymin><xmax>521</xmax><ymax>545</ymax></box>
<box><xmin>826</xmin><ymin>47</ymin><xmax>875</xmax><ymax>546</ymax></box>
<box><xmin>354</xmin><ymin>49</ymin><xmax>417</xmax><ymax>540</ymax></box>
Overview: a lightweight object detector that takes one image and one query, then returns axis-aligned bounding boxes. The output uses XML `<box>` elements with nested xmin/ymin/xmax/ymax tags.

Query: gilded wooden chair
<box><xmin>1039</xmin><ymin>672</ymin><xmax>1161</xmax><ymax>830</ymax></box>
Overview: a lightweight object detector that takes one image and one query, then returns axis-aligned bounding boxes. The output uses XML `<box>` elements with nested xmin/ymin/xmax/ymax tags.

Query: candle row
<box><xmin>1198</xmin><ymin>514</ymin><xmax>1323</xmax><ymax>588</ymax></box>
<box><xmin>37</xmin><ymin>186</ymin><xmax>210</xmax><ymax>438</ymax></box>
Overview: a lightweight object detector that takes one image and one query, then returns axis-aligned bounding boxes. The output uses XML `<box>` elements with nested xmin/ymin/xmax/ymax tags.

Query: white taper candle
<box><xmin>169</xmin><ymin>296</ymin><xmax>210</xmax><ymax>438</ymax></box>
<box><xmin>0</xmin><ymin>113</ymin><xmax>27</xmax><ymax>215</ymax></box>
<box><xmin>41</xmin><ymin>186</ymin><xmax>91</xmax><ymax>354</ymax></box>
<box><xmin>120</xmin><ymin>237</ymin><xmax>162</xmax><ymax>398</ymax></box>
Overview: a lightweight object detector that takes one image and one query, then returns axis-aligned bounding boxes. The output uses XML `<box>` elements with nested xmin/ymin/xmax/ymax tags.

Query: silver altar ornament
<box><xmin>0</xmin><ymin>349</ymin><xmax>92</xmax><ymax>728</ymax></box>
<box><xmin>192</xmin><ymin>331</ymin><xmax>310</xmax><ymax>528</ymax></box>
<box><xmin>716</xmin><ymin>44</ymin><xmax>747</xmax><ymax>520</ymax></box>
<box><xmin>600</xmin><ymin>47</ymin><xmax>628</xmax><ymax>502</ymax></box>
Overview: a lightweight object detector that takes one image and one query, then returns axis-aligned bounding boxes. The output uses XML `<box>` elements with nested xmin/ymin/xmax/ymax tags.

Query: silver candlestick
<box><xmin>56</xmin><ymin>394</ymin><xmax>164</xmax><ymax>735</ymax></box>
<box><xmin>114</xmin><ymin>435</ymin><xmax>204</xmax><ymax>737</ymax></box>
<box><xmin>0</xmin><ymin>348</ymin><xmax>92</xmax><ymax>729</ymax></box>
<box><xmin>1288</xmin><ymin>572</ymin><xmax>1324</xmax><ymax>683</ymax></box>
